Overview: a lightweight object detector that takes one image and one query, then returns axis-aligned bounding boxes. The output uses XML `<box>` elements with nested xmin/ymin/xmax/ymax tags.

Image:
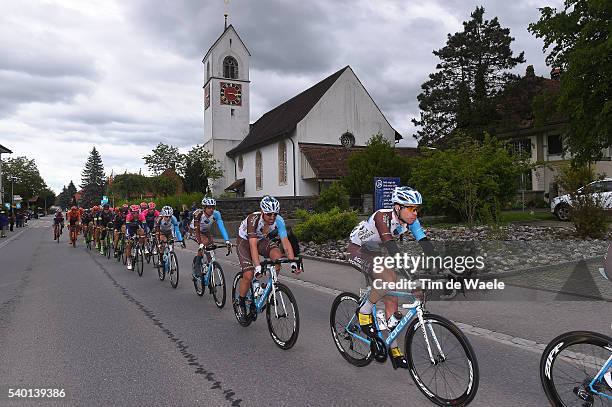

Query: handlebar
<box><xmin>260</xmin><ymin>256</ymin><xmax>304</xmax><ymax>273</ymax></box>
<box><xmin>199</xmin><ymin>243</ymin><xmax>232</xmax><ymax>256</ymax></box>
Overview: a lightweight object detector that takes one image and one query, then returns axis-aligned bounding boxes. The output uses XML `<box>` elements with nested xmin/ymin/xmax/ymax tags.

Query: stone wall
<box><xmin>215</xmin><ymin>196</ymin><xmax>317</xmax><ymax>221</ymax></box>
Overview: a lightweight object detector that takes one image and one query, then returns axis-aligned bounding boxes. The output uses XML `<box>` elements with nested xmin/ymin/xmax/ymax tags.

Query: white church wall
<box><xmin>296</xmin><ymin>68</ymin><xmax>395</xmax><ymax>147</ymax></box>
<box><xmin>237</xmin><ymin>138</ymin><xmax>296</xmax><ymax>198</ymax></box>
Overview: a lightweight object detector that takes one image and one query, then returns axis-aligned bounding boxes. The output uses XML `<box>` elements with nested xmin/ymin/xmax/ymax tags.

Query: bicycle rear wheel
<box><xmin>404</xmin><ymin>313</ymin><xmax>479</xmax><ymax>406</ymax></box>
<box><xmin>231</xmin><ymin>273</ymin><xmax>253</xmax><ymax>327</ymax></box>
<box><xmin>210</xmin><ymin>261</ymin><xmax>226</xmax><ymax>308</ymax></box>
<box><xmin>540</xmin><ymin>330</ymin><xmax>612</xmax><ymax>407</ymax></box>
<box><xmin>169</xmin><ymin>252</ymin><xmax>179</xmax><ymax>288</ymax></box>
<box><xmin>192</xmin><ymin>257</ymin><xmax>204</xmax><ymax>296</ymax></box>
<box><xmin>266</xmin><ymin>282</ymin><xmax>299</xmax><ymax>350</ymax></box>
<box><xmin>329</xmin><ymin>292</ymin><xmax>373</xmax><ymax>367</ymax></box>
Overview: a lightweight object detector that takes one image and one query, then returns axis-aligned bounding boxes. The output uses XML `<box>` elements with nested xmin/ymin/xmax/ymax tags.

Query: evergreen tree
<box><xmin>412</xmin><ymin>6</ymin><xmax>525</xmax><ymax>146</ymax></box>
<box><xmin>80</xmin><ymin>147</ymin><xmax>106</xmax><ymax>208</ymax></box>
<box><xmin>66</xmin><ymin>181</ymin><xmax>77</xmax><ymax>205</ymax></box>
<box><xmin>182</xmin><ymin>145</ymin><xmax>222</xmax><ymax>193</ymax></box>
<box><xmin>529</xmin><ymin>0</ymin><xmax>611</xmax><ymax>163</ymax></box>
<box><xmin>57</xmin><ymin>185</ymin><xmax>68</xmax><ymax>209</ymax></box>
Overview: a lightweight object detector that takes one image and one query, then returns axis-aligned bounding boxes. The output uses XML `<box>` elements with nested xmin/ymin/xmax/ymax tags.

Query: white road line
<box><xmin>0</xmin><ymin>228</ymin><xmax>28</xmax><ymax>250</ymax></box>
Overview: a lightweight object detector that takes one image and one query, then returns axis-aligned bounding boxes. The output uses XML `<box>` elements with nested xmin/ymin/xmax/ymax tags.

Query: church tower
<box><xmin>202</xmin><ymin>19</ymin><xmax>250</xmax><ymax>196</ymax></box>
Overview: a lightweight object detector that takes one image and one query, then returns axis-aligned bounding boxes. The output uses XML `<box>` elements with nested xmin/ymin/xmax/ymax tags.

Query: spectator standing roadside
<box><xmin>0</xmin><ymin>210</ymin><xmax>8</xmax><ymax>238</ymax></box>
<box><xmin>9</xmin><ymin>210</ymin><xmax>15</xmax><ymax>232</ymax></box>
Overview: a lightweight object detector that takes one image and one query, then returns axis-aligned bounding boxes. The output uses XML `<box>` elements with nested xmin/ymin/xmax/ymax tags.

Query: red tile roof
<box><xmin>300</xmin><ymin>143</ymin><xmax>419</xmax><ymax>179</ymax></box>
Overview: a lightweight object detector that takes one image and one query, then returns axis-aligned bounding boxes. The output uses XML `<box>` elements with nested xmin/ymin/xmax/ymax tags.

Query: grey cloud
<box><xmin>0</xmin><ymin>70</ymin><xmax>93</xmax><ymax>117</ymax></box>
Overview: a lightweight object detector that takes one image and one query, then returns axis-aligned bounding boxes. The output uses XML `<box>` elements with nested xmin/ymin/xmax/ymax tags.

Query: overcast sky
<box><xmin>0</xmin><ymin>0</ymin><xmax>562</xmax><ymax>193</ymax></box>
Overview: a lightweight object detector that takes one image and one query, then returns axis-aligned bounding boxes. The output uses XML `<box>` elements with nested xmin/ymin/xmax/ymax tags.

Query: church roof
<box><xmin>202</xmin><ymin>24</ymin><xmax>251</xmax><ymax>63</ymax></box>
<box><xmin>300</xmin><ymin>143</ymin><xmax>419</xmax><ymax>180</ymax></box>
<box><xmin>227</xmin><ymin>66</ymin><xmax>351</xmax><ymax>157</ymax></box>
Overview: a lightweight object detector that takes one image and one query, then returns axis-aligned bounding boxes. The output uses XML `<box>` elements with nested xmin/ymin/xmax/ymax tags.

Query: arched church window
<box><xmin>223</xmin><ymin>56</ymin><xmax>238</xmax><ymax>79</ymax></box>
<box><xmin>255</xmin><ymin>150</ymin><xmax>262</xmax><ymax>190</ymax></box>
<box><xmin>278</xmin><ymin>142</ymin><xmax>287</xmax><ymax>185</ymax></box>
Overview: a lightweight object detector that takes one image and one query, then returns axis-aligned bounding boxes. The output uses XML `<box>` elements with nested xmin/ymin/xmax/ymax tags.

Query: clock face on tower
<box><xmin>220</xmin><ymin>82</ymin><xmax>242</xmax><ymax>106</ymax></box>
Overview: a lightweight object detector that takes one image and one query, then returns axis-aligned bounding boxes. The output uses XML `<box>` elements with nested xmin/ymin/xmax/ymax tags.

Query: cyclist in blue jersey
<box><xmin>235</xmin><ymin>195</ymin><xmax>302</xmax><ymax>320</ymax></box>
<box><xmin>193</xmin><ymin>197</ymin><xmax>232</xmax><ymax>263</ymax></box>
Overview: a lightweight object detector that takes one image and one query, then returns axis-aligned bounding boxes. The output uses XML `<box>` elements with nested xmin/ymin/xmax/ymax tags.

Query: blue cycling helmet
<box><xmin>391</xmin><ymin>186</ymin><xmax>422</xmax><ymax>205</ymax></box>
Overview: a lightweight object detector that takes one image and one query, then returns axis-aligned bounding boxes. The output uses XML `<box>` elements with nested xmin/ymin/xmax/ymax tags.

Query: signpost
<box><xmin>374</xmin><ymin>177</ymin><xmax>400</xmax><ymax>211</ymax></box>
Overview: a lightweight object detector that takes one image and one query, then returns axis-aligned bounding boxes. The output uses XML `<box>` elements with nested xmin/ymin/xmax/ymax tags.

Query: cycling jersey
<box><xmin>126</xmin><ymin>212</ymin><xmax>146</xmax><ymax>224</ymax></box>
<box><xmin>238</xmin><ymin>212</ymin><xmax>287</xmax><ymax>241</ymax></box>
<box><xmin>99</xmin><ymin>210</ymin><xmax>113</xmax><ymax>226</ymax></box>
<box><xmin>81</xmin><ymin>213</ymin><xmax>92</xmax><ymax>224</ymax></box>
<box><xmin>66</xmin><ymin>211</ymin><xmax>81</xmax><ymax>224</ymax></box>
<box><xmin>113</xmin><ymin>212</ymin><xmax>125</xmax><ymax>228</ymax></box>
<box><xmin>144</xmin><ymin>209</ymin><xmax>159</xmax><ymax>229</ymax></box>
<box><xmin>349</xmin><ymin>208</ymin><xmax>425</xmax><ymax>252</ymax></box>
<box><xmin>195</xmin><ymin>209</ymin><xmax>229</xmax><ymax>241</ymax></box>
<box><xmin>158</xmin><ymin>215</ymin><xmax>183</xmax><ymax>240</ymax></box>
<box><xmin>53</xmin><ymin>213</ymin><xmax>64</xmax><ymax>224</ymax></box>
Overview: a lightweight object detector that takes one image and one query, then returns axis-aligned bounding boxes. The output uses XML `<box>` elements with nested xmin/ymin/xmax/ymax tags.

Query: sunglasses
<box><xmin>263</xmin><ymin>212</ymin><xmax>278</xmax><ymax>218</ymax></box>
<box><xmin>400</xmin><ymin>205</ymin><xmax>419</xmax><ymax>213</ymax></box>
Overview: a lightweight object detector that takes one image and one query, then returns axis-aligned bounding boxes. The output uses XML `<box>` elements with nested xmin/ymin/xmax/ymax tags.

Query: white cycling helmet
<box><xmin>260</xmin><ymin>195</ymin><xmax>280</xmax><ymax>214</ymax></box>
<box><xmin>392</xmin><ymin>186</ymin><xmax>422</xmax><ymax>206</ymax></box>
<box><xmin>201</xmin><ymin>197</ymin><xmax>216</xmax><ymax>207</ymax></box>
<box><xmin>161</xmin><ymin>206</ymin><xmax>173</xmax><ymax>216</ymax></box>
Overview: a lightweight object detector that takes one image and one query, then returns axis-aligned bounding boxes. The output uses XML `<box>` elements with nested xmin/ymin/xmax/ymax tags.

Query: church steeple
<box><xmin>201</xmin><ymin>23</ymin><xmax>251</xmax><ymax>196</ymax></box>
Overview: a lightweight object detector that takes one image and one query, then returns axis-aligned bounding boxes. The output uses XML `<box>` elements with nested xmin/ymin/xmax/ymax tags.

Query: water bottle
<box><xmin>387</xmin><ymin>311</ymin><xmax>403</xmax><ymax>331</ymax></box>
<box><xmin>376</xmin><ymin>310</ymin><xmax>388</xmax><ymax>330</ymax></box>
<box><xmin>252</xmin><ymin>279</ymin><xmax>261</xmax><ymax>299</ymax></box>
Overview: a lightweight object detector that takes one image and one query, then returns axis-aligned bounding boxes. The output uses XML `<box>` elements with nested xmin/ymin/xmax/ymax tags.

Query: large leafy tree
<box><xmin>1</xmin><ymin>156</ymin><xmax>47</xmax><ymax>202</ymax></box>
<box><xmin>182</xmin><ymin>145</ymin><xmax>223</xmax><ymax>194</ymax></box>
<box><xmin>342</xmin><ymin>134</ymin><xmax>412</xmax><ymax>196</ymax></box>
<box><xmin>109</xmin><ymin>173</ymin><xmax>149</xmax><ymax>200</ymax></box>
<box><xmin>80</xmin><ymin>147</ymin><xmax>106</xmax><ymax>208</ymax></box>
<box><xmin>413</xmin><ymin>6</ymin><xmax>525</xmax><ymax>146</ymax></box>
<box><xmin>56</xmin><ymin>185</ymin><xmax>69</xmax><ymax>208</ymax></box>
<box><xmin>143</xmin><ymin>143</ymin><xmax>183</xmax><ymax>176</ymax></box>
<box><xmin>529</xmin><ymin>0</ymin><xmax>611</xmax><ymax>163</ymax></box>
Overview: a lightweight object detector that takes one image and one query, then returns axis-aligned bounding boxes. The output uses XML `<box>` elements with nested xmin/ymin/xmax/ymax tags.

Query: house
<box><xmin>201</xmin><ymin>23</ymin><xmax>415</xmax><ymax>197</ymax></box>
<box><xmin>494</xmin><ymin>65</ymin><xmax>612</xmax><ymax>200</ymax></box>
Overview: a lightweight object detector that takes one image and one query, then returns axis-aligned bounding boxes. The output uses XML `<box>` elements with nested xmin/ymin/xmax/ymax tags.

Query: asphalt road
<box><xmin>0</xmin><ymin>219</ymin><xmax>609</xmax><ymax>406</ymax></box>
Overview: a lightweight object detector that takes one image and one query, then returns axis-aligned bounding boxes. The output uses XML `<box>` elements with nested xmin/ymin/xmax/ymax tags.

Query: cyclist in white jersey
<box><xmin>348</xmin><ymin>186</ymin><xmax>435</xmax><ymax>369</ymax></box>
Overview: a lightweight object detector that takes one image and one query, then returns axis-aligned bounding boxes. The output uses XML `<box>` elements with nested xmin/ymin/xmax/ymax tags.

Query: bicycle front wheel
<box><xmin>329</xmin><ymin>292</ymin><xmax>373</xmax><ymax>367</ymax></box>
<box><xmin>169</xmin><ymin>252</ymin><xmax>179</xmax><ymax>288</ymax></box>
<box><xmin>404</xmin><ymin>313</ymin><xmax>479</xmax><ymax>406</ymax></box>
<box><xmin>135</xmin><ymin>246</ymin><xmax>144</xmax><ymax>277</ymax></box>
<box><xmin>540</xmin><ymin>330</ymin><xmax>612</xmax><ymax>407</ymax></box>
<box><xmin>266</xmin><ymin>282</ymin><xmax>299</xmax><ymax>350</ymax></box>
<box><xmin>211</xmin><ymin>261</ymin><xmax>226</xmax><ymax>308</ymax></box>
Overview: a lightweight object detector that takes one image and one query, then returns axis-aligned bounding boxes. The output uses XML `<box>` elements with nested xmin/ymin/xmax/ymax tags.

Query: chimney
<box><xmin>525</xmin><ymin>65</ymin><xmax>535</xmax><ymax>78</ymax></box>
<box><xmin>550</xmin><ymin>67</ymin><xmax>561</xmax><ymax>80</ymax></box>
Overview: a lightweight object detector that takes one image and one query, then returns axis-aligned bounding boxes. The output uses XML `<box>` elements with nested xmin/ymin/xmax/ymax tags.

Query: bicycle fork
<box><xmin>415</xmin><ymin>308</ymin><xmax>446</xmax><ymax>365</ymax></box>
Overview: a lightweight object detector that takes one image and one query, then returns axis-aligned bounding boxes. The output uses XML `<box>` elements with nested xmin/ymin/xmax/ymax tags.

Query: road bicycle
<box><xmin>231</xmin><ymin>257</ymin><xmax>302</xmax><ymax>350</ymax></box>
<box><xmin>100</xmin><ymin>223</ymin><xmax>113</xmax><ymax>259</ymax></box>
<box><xmin>126</xmin><ymin>234</ymin><xmax>144</xmax><ymax>277</ymax></box>
<box><xmin>68</xmin><ymin>223</ymin><xmax>78</xmax><ymax>247</ymax></box>
<box><xmin>192</xmin><ymin>243</ymin><xmax>230</xmax><ymax>308</ymax></box>
<box><xmin>330</xmin><ymin>275</ymin><xmax>479</xmax><ymax>406</ymax></box>
<box><xmin>53</xmin><ymin>222</ymin><xmax>62</xmax><ymax>243</ymax></box>
<box><xmin>85</xmin><ymin>225</ymin><xmax>93</xmax><ymax>251</ymax></box>
<box><xmin>540</xmin><ymin>266</ymin><xmax>611</xmax><ymax>406</ymax></box>
<box><xmin>157</xmin><ymin>236</ymin><xmax>179</xmax><ymax>288</ymax></box>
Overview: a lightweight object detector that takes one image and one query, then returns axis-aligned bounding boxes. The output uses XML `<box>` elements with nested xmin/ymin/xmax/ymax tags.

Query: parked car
<box><xmin>550</xmin><ymin>178</ymin><xmax>612</xmax><ymax>221</ymax></box>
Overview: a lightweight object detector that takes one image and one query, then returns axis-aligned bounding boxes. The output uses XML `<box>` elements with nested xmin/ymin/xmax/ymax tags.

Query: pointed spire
<box><xmin>224</xmin><ymin>13</ymin><xmax>228</xmax><ymax>30</ymax></box>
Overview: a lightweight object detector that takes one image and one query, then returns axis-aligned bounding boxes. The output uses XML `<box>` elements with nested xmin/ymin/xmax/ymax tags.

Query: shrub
<box><xmin>315</xmin><ymin>182</ymin><xmax>349</xmax><ymax>212</ymax></box>
<box><xmin>569</xmin><ymin>189</ymin><xmax>608</xmax><ymax>238</ymax></box>
<box><xmin>293</xmin><ymin>207</ymin><xmax>359</xmax><ymax>244</ymax></box>
<box><xmin>409</xmin><ymin>133</ymin><xmax>531</xmax><ymax>224</ymax></box>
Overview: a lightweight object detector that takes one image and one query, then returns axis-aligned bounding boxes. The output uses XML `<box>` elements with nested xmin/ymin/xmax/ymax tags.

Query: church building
<box><xmin>202</xmin><ymin>23</ymin><xmax>415</xmax><ymax>198</ymax></box>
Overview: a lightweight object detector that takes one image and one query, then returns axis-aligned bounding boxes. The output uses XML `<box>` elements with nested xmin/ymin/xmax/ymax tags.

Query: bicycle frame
<box><xmin>345</xmin><ymin>288</ymin><xmax>444</xmax><ymax>365</ymax></box>
<box><xmin>200</xmin><ymin>248</ymin><xmax>217</xmax><ymax>287</ymax></box>
<box><xmin>252</xmin><ymin>265</ymin><xmax>287</xmax><ymax>316</ymax></box>
<box><xmin>588</xmin><ymin>353</ymin><xmax>612</xmax><ymax>400</ymax></box>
